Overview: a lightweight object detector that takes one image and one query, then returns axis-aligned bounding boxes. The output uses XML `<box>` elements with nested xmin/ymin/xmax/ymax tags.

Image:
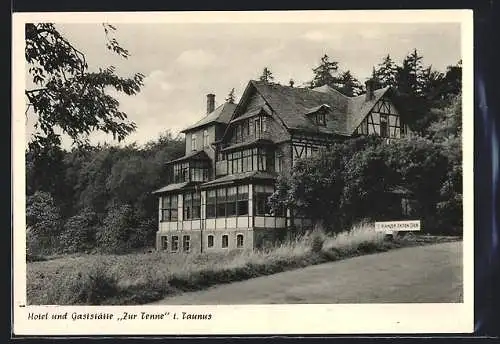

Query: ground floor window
<box><xmin>171</xmin><ymin>235</ymin><xmax>179</xmax><ymax>252</ymax></box>
<box><xmin>254</xmin><ymin>185</ymin><xmax>274</xmax><ymax>216</ymax></box>
<box><xmin>161</xmin><ymin>195</ymin><xmax>178</xmax><ymax>221</ymax></box>
<box><xmin>207</xmin><ymin>234</ymin><xmax>214</xmax><ymax>248</ymax></box>
<box><xmin>161</xmin><ymin>236</ymin><xmax>168</xmax><ymax>250</ymax></box>
<box><xmin>182</xmin><ymin>235</ymin><xmax>190</xmax><ymax>252</ymax></box>
<box><xmin>222</xmin><ymin>235</ymin><xmax>229</xmax><ymax>248</ymax></box>
<box><xmin>236</xmin><ymin>234</ymin><xmax>244</xmax><ymax>248</ymax></box>
<box><xmin>183</xmin><ymin>191</ymin><xmax>201</xmax><ymax>220</ymax></box>
<box><xmin>206</xmin><ymin>185</ymin><xmax>249</xmax><ymax>218</ymax></box>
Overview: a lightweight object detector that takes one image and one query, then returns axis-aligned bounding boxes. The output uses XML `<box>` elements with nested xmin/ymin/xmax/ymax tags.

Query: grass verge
<box><xmin>27</xmin><ymin>224</ymin><xmax>461</xmax><ymax>305</ymax></box>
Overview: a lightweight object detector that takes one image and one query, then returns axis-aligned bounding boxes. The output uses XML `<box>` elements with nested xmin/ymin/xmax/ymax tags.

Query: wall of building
<box><xmin>184</xmin><ymin>125</ymin><xmax>217</xmax><ymax>159</ymax></box>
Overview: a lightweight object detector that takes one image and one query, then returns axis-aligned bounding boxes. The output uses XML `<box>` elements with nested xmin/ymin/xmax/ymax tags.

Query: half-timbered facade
<box><xmin>152</xmin><ymin>79</ymin><xmax>410</xmax><ymax>253</ymax></box>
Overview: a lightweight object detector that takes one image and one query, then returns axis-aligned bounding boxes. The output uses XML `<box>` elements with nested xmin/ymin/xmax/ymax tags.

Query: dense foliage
<box><xmin>270</xmin><ymin>94</ymin><xmax>463</xmax><ymax>236</ymax></box>
<box><xmin>26</xmin><ymin>132</ymin><xmax>185</xmax><ymax>255</ymax></box>
<box><xmin>25</xmin><ymin>23</ymin><xmax>145</xmax><ymax>150</ymax></box>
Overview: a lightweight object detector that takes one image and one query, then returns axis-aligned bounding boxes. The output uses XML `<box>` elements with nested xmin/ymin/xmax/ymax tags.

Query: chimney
<box><xmin>365</xmin><ymin>79</ymin><xmax>375</xmax><ymax>101</ymax></box>
<box><xmin>206</xmin><ymin>94</ymin><xmax>215</xmax><ymax>114</ymax></box>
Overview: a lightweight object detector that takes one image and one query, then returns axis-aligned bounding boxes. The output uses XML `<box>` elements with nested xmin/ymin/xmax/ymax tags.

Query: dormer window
<box><xmin>305</xmin><ymin>104</ymin><xmax>329</xmax><ymax>127</ymax></box>
<box><xmin>316</xmin><ymin>113</ymin><xmax>326</xmax><ymax>126</ymax></box>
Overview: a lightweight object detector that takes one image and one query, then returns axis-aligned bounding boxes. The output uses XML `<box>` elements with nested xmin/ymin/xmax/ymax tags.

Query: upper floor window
<box><xmin>254</xmin><ymin>116</ymin><xmax>267</xmax><ymax>138</ymax></box>
<box><xmin>226</xmin><ymin>147</ymin><xmax>274</xmax><ymax>174</ymax></box>
<box><xmin>172</xmin><ymin>160</ymin><xmax>209</xmax><ymax>183</ymax></box>
<box><xmin>203</xmin><ymin>130</ymin><xmax>209</xmax><ymax>147</ymax></box>
<box><xmin>316</xmin><ymin>113</ymin><xmax>326</xmax><ymax>126</ymax></box>
<box><xmin>191</xmin><ymin>134</ymin><xmax>197</xmax><ymax>151</ymax></box>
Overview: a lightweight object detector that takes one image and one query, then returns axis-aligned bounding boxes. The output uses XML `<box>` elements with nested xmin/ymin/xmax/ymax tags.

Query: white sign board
<box><xmin>375</xmin><ymin>220</ymin><xmax>421</xmax><ymax>233</ymax></box>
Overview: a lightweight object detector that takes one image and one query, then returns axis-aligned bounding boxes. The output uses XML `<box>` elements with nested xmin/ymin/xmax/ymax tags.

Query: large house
<box><xmin>152</xmin><ymin>79</ymin><xmax>409</xmax><ymax>253</ymax></box>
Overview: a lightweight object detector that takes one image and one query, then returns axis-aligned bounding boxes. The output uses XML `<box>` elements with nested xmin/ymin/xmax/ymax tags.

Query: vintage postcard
<box><xmin>12</xmin><ymin>10</ymin><xmax>473</xmax><ymax>336</ymax></box>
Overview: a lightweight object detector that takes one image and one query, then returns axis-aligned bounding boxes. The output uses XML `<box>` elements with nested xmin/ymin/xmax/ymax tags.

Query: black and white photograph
<box><xmin>13</xmin><ymin>10</ymin><xmax>473</xmax><ymax>335</ymax></box>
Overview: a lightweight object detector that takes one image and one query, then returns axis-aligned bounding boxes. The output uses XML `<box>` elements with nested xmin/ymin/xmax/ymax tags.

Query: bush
<box><xmin>96</xmin><ymin>204</ymin><xmax>139</xmax><ymax>253</ymax></box>
<box><xmin>59</xmin><ymin>208</ymin><xmax>98</xmax><ymax>253</ymax></box>
<box><xmin>309</xmin><ymin>223</ymin><xmax>326</xmax><ymax>253</ymax></box>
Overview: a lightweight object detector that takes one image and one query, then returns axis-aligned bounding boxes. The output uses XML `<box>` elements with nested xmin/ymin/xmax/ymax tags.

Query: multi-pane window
<box><xmin>226</xmin><ymin>186</ymin><xmax>237</xmax><ymax>216</ymax></box>
<box><xmin>254</xmin><ymin>185</ymin><xmax>274</xmax><ymax>216</ymax></box>
<box><xmin>205</xmin><ymin>186</ymin><xmax>249</xmax><ymax>218</ymax></box>
<box><xmin>183</xmin><ymin>192</ymin><xmax>201</xmax><ymax>220</ymax></box>
<box><xmin>182</xmin><ymin>235</ymin><xmax>190</xmax><ymax>252</ymax></box>
<box><xmin>230</xmin><ymin>116</ymin><xmax>268</xmax><ymax>144</ymax></box>
<box><xmin>237</xmin><ymin>185</ymin><xmax>249</xmax><ymax>215</ymax></box>
<box><xmin>173</xmin><ymin>161</ymin><xmax>209</xmax><ymax>183</ymax></box>
<box><xmin>171</xmin><ymin>235</ymin><xmax>179</xmax><ymax>252</ymax></box>
<box><xmin>253</xmin><ymin>185</ymin><xmax>286</xmax><ymax>216</ymax></box>
<box><xmin>216</xmin><ymin>188</ymin><xmax>227</xmax><ymax>218</ymax></box>
<box><xmin>316</xmin><ymin>113</ymin><xmax>326</xmax><ymax>126</ymax></box>
<box><xmin>226</xmin><ymin>147</ymin><xmax>274</xmax><ymax>174</ymax></box>
<box><xmin>191</xmin><ymin>134</ymin><xmax>197</xmax><ymax>151</ymax></box>
<box><xmin>173</xmin><ymin>162</ymin><xmax>189</xmax><ymax>183</ymax></box>
<box><xmin>207</xmin><ymin>235</ymin><xmax>214</xmax><ymax>248</ymax></box>
<box><xmin>206</xmin><ymin>190</ymin><xmax>216</xmax><ymax>218</ymax></box>
<box><xmin>236</xmin><ymin>234</ymin><xmax>244</xmax><ymax>248</ymax></box>
<box><xmin>222</xmin><ymin>235</ymin><xmax>229</xmax><ymax>248</ymax></box>
<box><xmin>161</xmin><ymin>195</ymin><xmax>178</xmax><ymax>221</ymax></box>
<box><xmin>203</xmin><ymin>129</ymin><xmax>209</xmax><ymax>147</ymax></box>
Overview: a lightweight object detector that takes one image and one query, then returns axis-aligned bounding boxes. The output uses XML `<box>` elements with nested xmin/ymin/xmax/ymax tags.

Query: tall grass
<box><xmin>26</xmin><ymin>223</ymin><xmax>456</xmax><ymax>305</ymax></box>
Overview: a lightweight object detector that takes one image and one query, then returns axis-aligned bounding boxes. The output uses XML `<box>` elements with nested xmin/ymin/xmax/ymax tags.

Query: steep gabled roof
<box><xmin>248</xmin><ymin>80</ymin><xmax>393</xmax><ymax>137</ymax></box>
<box><xmin>347</xmin><ymin>87</ymin><xmax>391</xmax><ymax>133</ymax></box>
<box><xmin>180</xmin><ymin>102</ymin><xmax>237</xmax><ymax>133</ymax></box>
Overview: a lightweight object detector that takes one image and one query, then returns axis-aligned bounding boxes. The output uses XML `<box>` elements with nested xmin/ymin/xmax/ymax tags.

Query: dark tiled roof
<box><xmin>165</xmin><ymin>150</ymin><xmax>210</xmax><ymax>165</ymax></box>
<box><xmin>152</xmin><ymin>182</ymin><xmax>191</xmax><ymax>194</ymax></box>
<box><xmin>201</xmin><ymin>171</ymin><xmax>276</xmax><ymax>187</ymax></box>
<box><xmin>249</xmin><ymin>80</ymin><xmax>391</xmax><ymax>136</ymax></box>
<box><xmin>181</xmin><ymin>102</ymin><xmax>237</xmax><ymax>133</ymax></box>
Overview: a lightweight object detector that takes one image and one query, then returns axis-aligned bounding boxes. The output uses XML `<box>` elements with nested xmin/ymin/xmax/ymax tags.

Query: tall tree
<box><xmin>225</xmin><ymin>88</ymin><xmax>236</xmax><ymax>103</ymax></box>
<box><xmin>373</xmin><ymin>54</ymin><xmax>398</xmax><ymax>88</ymax></box>
<box><xmin>25</xmin><ymin>23</ymin><xmax>145</xmax><ymax>150</ymax></box>
<box><xmin>397</xmin><ymin>48</ymin><xmax>426</xmax><ymax>96</ymax></box>
<box><xmin>337</xmin><ymin>70</ymin><xmax>364</xmax><ymax>96</ymax></box>
<box><xmin>259</xmin><ymin>67</ymin><xmax>275</xmax><ymax>83</ymax></box>
<box><xmin>309</xmin><ymin>54</ymin><xmax>340</xmax><ymax>88</ymax></box>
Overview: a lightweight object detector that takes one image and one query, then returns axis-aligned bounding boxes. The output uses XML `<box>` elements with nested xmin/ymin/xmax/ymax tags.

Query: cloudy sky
<box><xmin>24</xmin><ymin>20</ymin><xmax>462</xmax><ymax>149</ymax></box>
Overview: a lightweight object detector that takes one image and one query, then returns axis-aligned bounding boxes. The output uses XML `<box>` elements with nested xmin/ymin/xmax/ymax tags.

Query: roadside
<box><xmin>153</xmin><ymin>241</ymin><xmax>463</xmax><ymax>304</ymax></box>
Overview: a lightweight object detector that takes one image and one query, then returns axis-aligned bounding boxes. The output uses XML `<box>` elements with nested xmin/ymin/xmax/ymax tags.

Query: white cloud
<box><xmin>358</xmin><ymin>29</ymin><xmax>383</xmax><ymax>39</ymax></box>
<box><xmin>175</xmin><ymin>49</ymin><xmax>217</xmax><ymax>68</ymax></box>
<box><xmin>301</xmin><ymin>30</ymin><xmax>329</xmax><ymax>42</ymax></box>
